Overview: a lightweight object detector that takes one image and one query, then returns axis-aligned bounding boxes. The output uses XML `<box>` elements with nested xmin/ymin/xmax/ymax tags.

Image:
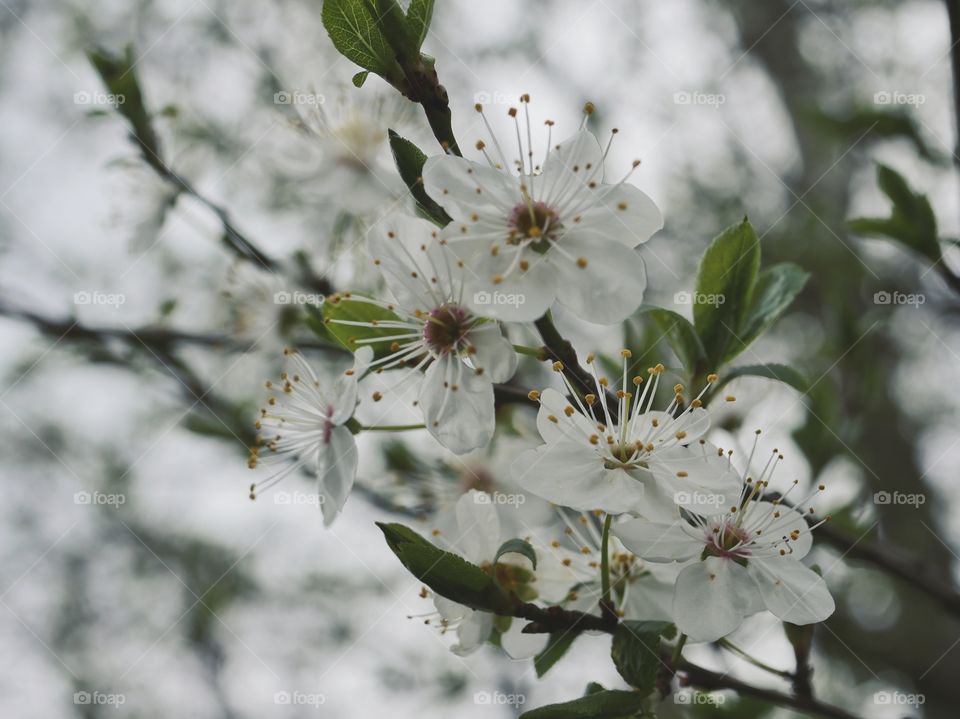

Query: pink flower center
<box><xmin>705</xmin><ymin>522</ymin><xmax>752</xmax><ymax>559</ymax></box>
<box><xmin>422</xmin><ymin>304</ymin><xmax>471</xmax><ymax>355</ymax></box>
<box><xmin>508</xmin><ymin>201</ymin><xmax>561</xmax><ymax>252</ymax></box>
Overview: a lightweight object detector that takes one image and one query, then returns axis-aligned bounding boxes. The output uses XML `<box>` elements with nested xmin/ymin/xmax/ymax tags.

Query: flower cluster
<box><xmin>246</xmin><ymin>99</ymin><xmax>834</xmax><ymax>657</ymax></box>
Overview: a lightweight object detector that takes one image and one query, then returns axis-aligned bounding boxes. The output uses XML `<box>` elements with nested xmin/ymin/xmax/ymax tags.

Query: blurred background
<box><xmin>1</xmin><ymin>0</ymin><xmax>959</xmax><ymax>716</ymax></box>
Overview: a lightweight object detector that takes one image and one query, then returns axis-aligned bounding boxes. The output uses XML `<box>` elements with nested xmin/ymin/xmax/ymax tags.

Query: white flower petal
<box><xmin>532</xmin><ymin>545</ymin><xmax>592</xmax><ymax>603</ymax></box>
<box><xmin>623</xmin><ymin>468</ymin><xmax>688</xmax><ymax>520</ymax></box>
<box><xmin>535</xmin><ymin>388</ymin><xmax>597</xmax><ymax>444</ymax></box>
<box><xmin>368</xmin><ymin>215</ymin><xmax>453</xmax><ymax>308</ymax></box>
<box><xmin>748</xmin><ymin>558</ymin><xmax>835</xmax><ymax>625</ymax></box>
<box><xmin>613</xmin><ymin>518</ymin><xmax>702</xmax><ymax>562</ymax></box>
<box><xmin>500</xmin><ymin>618</ymin><xmax>548</xmax><ymax>659</ymax></box>
<box><xmin>420</xmin><ymin>354</ymin><xmax>495</xmax><ymax>454</ymax></box>
<box><xmin>512</xmin><ymin>442</ymin><xmax>645</xmax><ymax>514</ymax></box>
<box><xmin>540</xmin><ymin>130</ymin><xmax>604</xmax><ymax>205</ymax></box>
<box><xmin>330</xmin><ymin>346</ymin><xmax>372</xmax><ymax>425</ymax></box>
<box><xmin>550</xmin><ymin>236</ymin><xmax>646</xmax><ymax>324</ymax></box>
<box><xmin>460</xmin><ymin>252</ymin><xmax>559</xmax><ymax>322</ymax></box>
<box><xmin>621</xmin><ymin>561</ymin><xmax>683</xmax><ymax>622</ymax></box>
<box><xmin>318</xmin><ymin>425</ymin><xmax>358</xmax><ymax>526</ymax></box>
<box><xmin>466</xmin><ymin>324</ymin><xmax>517</xmax><ymax>383</ymax></box>
<box><xmin>452</xmin><ymin>610</ymin><xmax>494</xmax><ymax>656</ymax></box>
<box><xmin>650</xmin><ymin>449</ymin><xmax>743</xmax><ymax>515</ymax></box>
<box><xmin>673</xmin><ymin>557</ymin><xmax>749</xmax><ymax>642</ymax></box>
<box><xmin>433</xmin><ymin>596</ymin><xmax>464</xmax><ymax>622</ymax></box>
<box><xmin>422</xmin><ymin>155</ymin><xmax>517</xmax><ymax>218</ymax></box>
<box><xmin>573</xmin><ymin>183</ymin><xmax>663</xmax><ymax>247</ymax></box>
<box><xmin>455</xmin><ymin>490</ymin><xmax>502</xmax><ymax>563</ymax></box>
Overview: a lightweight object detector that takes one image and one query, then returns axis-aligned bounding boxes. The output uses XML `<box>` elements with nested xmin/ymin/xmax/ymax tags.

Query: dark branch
<box><xmin>680</xmin><ymin>661</ymin><xmax>864</xmax><ymax>719</ymax></box>
<box><xmin>511</xmin><ymin>601</ymin><xmax>617</xmax><ymax>635</ymax></box>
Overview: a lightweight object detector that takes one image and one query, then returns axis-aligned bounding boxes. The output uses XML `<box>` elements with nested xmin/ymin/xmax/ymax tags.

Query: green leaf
<box><xmin>377</xmin><ymin>523</ymin><xmax>511</xmax><ymax>613</ymax></box>
<box><xmin>405</xmin><ymin>0</ymin><xmax>435</xmax><ymax>49</ymax></box>
<box><xmin>693</xmin><ymin>219</ymin><xmax>761</xmax><ymax>368</ymax></box>
<box><xmin>519</xmin><ymin>690</ymin><xmax>646</xmax><ymax>719</ymax></box>
<box><xmin>321</xmin><ymin>0</ymin><xmax>403</xmax><ymax>79</ymax></box>
<box><xmin>611</xmin><ymin>620</ymin><xmax>673</xmax><ymax>696</ymax></box>
<box><xmin>322</xmin><ymin>295</ymin><xmax>406</xmax><ymax>359</ymax></box>
<box><xmin>388</xmin><ymin>129</ymin><xmax>451</xmax><ymax>225</ymax></box>
<box><xmin>635</xmin><ymin>306</ymin><xmax>706</xmax><ymax>376</ymax></box>
<box><xmin>494</xmin><ymin>538</ymin><xmax>537</xmax><ymax>570</ymax></box>
<box><xmin>352</xmin><ymin>70</ymin><xmax>370</xmax><ymax>87</ymax></box>
<box><xmin>369</xmin><ymin>0</ymin><xmax>420</xmax><ymax>60</ymax></box>
<box><xmin>847</xmin><ymin>164</ymin><xmax>940</xmax><ymax>263</ymax></box>
<box><xmin>718</xmin><ymin>363</ymin><xmax>809</xmax><ymax>395</ymax></box>
<box><xmin>729</xmin><ymin>263</ymin><xmax>809</xmax><ymax>361</ymax></box>
<box><xmin>534</xmin><ymin>631</ymin><xmax>578</xmax><ymax>678</ymax></box>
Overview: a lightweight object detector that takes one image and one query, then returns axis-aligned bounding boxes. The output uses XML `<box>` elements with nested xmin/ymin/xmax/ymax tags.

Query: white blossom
<box><xmin>248</xmin><ymin>346</ymin><xmax>371</xmax><ymax>526</ymax></box>
<box><xmin>614</xmin><ymin>444</ymin><xmax>835</xmax><ymax>641</ymax></box>
<box><xmin>512</xmin><ymin>353</ymin><xmax>740</xmax><ymax>517</ymax></box>
<box><xmin>329</xmin><ymin>215</ymin><xmax>517</xmax><ymax>454</ymax></box>
<box><xmin>422</xmin><ymin>98</ymin><xmax>662</xmax><ymax>323</ymax></box>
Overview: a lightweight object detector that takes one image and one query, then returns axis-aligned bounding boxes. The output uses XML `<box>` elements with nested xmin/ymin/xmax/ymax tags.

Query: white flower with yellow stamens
<box><xmin>247</xmin><ymin>346</ymin><xmax>372</xmax><ymax>526</ymax></box>
<box><xmin>614</xmin><ymin>444</ymin><xmax>835</xmax><ymax>642</ymax></box>
<box><xmin>512</xmin><ymin>351</ymin><xmax>740</xmax><ymax>518</ymax></box>
<box><xmin>416</xmin><ymin>490</ymin><xmax>584</xmax><ymax>657</ymax></box>
<box><xmin>421</xmin><ymin>97</ymin><xmax>662</xmax><ymax>323</ymax></box>
<box><xmin>330</xmin><ymin>216</ymin><xmax>517</xmax><ymax>454</ymax></box>
<box><xmin>541</xmin><ymin>510</ymin><xmax>681</xmax><ymax>623</ymax></box>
